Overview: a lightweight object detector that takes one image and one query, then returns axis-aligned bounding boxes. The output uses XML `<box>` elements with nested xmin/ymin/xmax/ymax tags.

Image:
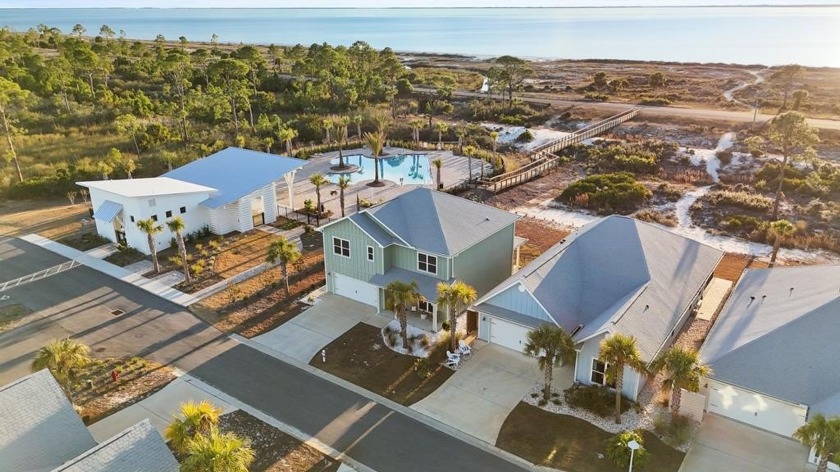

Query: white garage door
<box><xmin>708</xmin><ymin>381</ymin><xmax>807</xmax><ymax>437</ymax></box>
<box><xmin>333</xmin><ymin>274</ymin><xmax>379</xmax><ymax>308</ymax></box>
<box><xmin>489</xmin><ymin>317</ymin><xmax>531</xmax><ymax>353</ymax></box>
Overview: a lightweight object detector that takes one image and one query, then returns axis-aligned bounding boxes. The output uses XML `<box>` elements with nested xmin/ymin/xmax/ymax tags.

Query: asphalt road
<box><xmin>0</xmin><ymin>237</ymin><xmax>70</xmax><ymax>281</ymax></box>
<box><xmin>415</xmin><ymin>87</ymin><xmax>840</xmax><ymax>131</ymax></box>
<box><xmin>0</xmin><ymin>238</ymin><xmax>528</xmax><ymax>472</ymax></box>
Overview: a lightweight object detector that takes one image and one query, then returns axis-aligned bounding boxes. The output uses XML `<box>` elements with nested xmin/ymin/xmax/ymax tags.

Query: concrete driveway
<box><xmin>252</xmin><ymin>294</ymin><xmax>390</xmax><ymax>362</ymax></box>
<box><xmin>680</xmin><ymin>414</ymin><xmax>811</xmax><ymax>472</ymax></box>
<box><xmin>412</xmin><ymin>343</ymin><xmax>552</xmax><ymax>444</ymax></box>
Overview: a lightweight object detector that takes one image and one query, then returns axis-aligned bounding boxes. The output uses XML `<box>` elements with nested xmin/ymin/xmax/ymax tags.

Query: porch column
<box><xmin>515</xmin><ymin>245</ymin><xmax>521</xmax><ymax>269</ymax></box>
<box><xmin>432</xmin><ymin>303</ymin><xmax>438</xmax><ymax>332</ymax></box>
<box><xmin>284</xmin><ymin>169</ymin><xmax>298</xmax><ymax>210</ymax></box>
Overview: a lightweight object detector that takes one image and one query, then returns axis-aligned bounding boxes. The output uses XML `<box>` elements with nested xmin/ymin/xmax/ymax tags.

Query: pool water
<box><xmin>327</xmin><ymin>154</ymin><xmax>432</xmax><ymax>185</ymax></box>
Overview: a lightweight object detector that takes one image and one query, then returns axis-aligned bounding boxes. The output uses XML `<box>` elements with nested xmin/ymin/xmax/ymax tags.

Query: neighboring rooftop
<box><xmin>701</xmin><ymin>265</ymin><xmax>840</xmax><ymax>414</ymax></box>
<box><xmin>77</xmin><ymin>177</ymin><xmax>216</xmax><ymax>198</ymax></box>
<box><xmin>362</xmin><ymin>187</ymin><xmax>519</xmax><ymax>256</ymax></box>
<box><xmin>476</xmin><ymin>215</ymin><xmax>723</xmax><ymax>361</ymax></box>
<box><xmin>0</xmin><ymin>370</ymin><xmax>97</xmax><ymax>472</ymax></box>
<box><xmin>164</xmin><ymin>147</ymin><xmax>306</xmax><ymax>209</ymax></box>
<box><xmin>54</xmin><ymin>420</ymin><xmax>178</xmax><ymax>472</ymax></box>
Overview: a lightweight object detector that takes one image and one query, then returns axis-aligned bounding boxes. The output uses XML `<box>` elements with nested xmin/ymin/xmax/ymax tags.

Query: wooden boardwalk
<box><xmin>480</xmin><ymin>108</ymin><xmax>642</xmax><ymax>193</ymax></box>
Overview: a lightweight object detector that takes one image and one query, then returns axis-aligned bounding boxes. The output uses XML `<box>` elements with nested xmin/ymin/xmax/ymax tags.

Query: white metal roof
<box><xmin>163</xmin><ymin>147</ymin><xmax>306</xmax><ymax>209</ymax></box>
<box><xmin>77</xmin><ymin>177</ymin><xmax>216</xmax><ymax>198</ymax></box>
<box><xmin>92</xmin><ymin>200</ymin><xmax>123</xmax><ymax>223</ymax></box>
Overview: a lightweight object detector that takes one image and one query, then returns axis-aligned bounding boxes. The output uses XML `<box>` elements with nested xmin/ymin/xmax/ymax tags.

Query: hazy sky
<box><xmin>7</xmin><ymin>0</ymin><xmax>840</xmax><ymax>7</ymax></box>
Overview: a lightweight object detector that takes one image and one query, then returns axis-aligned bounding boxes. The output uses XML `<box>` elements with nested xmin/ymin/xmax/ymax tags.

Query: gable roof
<box><xmin>347</xmin><ymin>212</ymin><xmax>399</xmax><ymax>247</ymax></box>
<box><xmin>363</xmin><ymin>187</ymin><xmax>519</xmax><ymax>256</ymax></box>
<box><xmin>54</xmin><ymin>420</ymin><xmax>178</xmax><ymax>472</ymax></box>
<box><xmin>0</xmin><ymin>370</ymin><xmax>97</xmax><ymax>472</ymax></box>
<box><xmin>164</xmin><ymin>147</ymin><xmax>306</xmax><ymax>209</ymax></box>
<box><xmin>476</xmin><ymin>216</ymin><xmax>723</xmax><ymax>361</ymax></box>
<box><xmin>77</xmin><ymin>177</ymin><xmax>216</xmax><ymax>199</ymax></box>
<box><xmin>701</xmin><ymin>265</ymin><xmax>840</xmax><ymax>414</ymax></box>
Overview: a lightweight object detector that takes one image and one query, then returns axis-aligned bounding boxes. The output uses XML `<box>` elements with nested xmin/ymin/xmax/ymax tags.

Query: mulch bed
<box><xmin>219</xmin><ymin>410</ymin><xmax>340</xmax><ymax>472</ymax></box>
<box><xmin>312</xmin><ymin>323</ymin><xmax>453</xmax><ymax>406</ymax></box>
<box><xmin>191</xmin><ymin>251</ymin><xmax>326</xmax><ymax>338</ymax></box>
<box><xmin>72</xmin><ymin>356</ymin><xmax>177</xmax><ymax>425</ymax></box>
<box><xmin>497</xmin><ymin>402</ymin><xmax>685</xmax><ymax>472</ymax></box>
<box><xmin>515</xmin><ymin>218</ymin><xmax>570</xmax><ymax>265</ymax></box>
<box><xmin>58</xmin><ymin>231</ymin><xmax>110</xmax><ymax>251</ymax></box>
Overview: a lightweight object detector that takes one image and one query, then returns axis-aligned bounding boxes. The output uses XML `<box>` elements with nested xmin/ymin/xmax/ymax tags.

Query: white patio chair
<box><xmin>458</xmin><ymin>340</ymin><xmax>472</xmax><ymax>357</ymax></box>
<box><xmin>445</xmin><ymin>353</ymin><xmax>460</xmax><ymax>368</ymax></box>
<box><xmin>446</xmin><ymin>350</ymin><xmax>460</xmax><ymax>362</ymax></box>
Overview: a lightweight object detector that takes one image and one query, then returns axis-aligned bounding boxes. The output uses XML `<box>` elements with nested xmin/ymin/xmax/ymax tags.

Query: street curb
<box><xmin>231</xmin><ymin>334</ymin><xmax>543</xmax><ymax>472</ymax></box>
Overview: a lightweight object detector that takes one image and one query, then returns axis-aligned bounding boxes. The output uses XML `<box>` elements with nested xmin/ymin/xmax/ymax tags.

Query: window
<box><xmin>179</xmin><ymin>206</ymin><xmax>186</xmax><ymax>214</ymax></box>
<box><xmin>418</xmin><ymin>300</ymin><xmax>433</xmax><ymax>312</ymax></box>
<box><xmin>130</xmin><ymin>216</ymin><xmax>135</xmax><ymax>223</ymax></box>
<box><xmin>418</xmin><ymin>253</ymin><xmax>437</xmax><ymax>274</ymax></box>
<box><xmin>151</xmin><ymin>214</ymin><xmax>158</xmax><ymax>222</ymax></box>
<box><xmin>591</xmin><ymin>359</ymin><xmax>616</xmax><ymax>388</ymax></box>
<box><xmin>148</xmin><ymin>198</ymin><xmax>156</xmax><ymax>207</ymax></box>
<box><xmin>333</xmin><ymin>237</ymin><xmax>350</xmax><ymax>258</ymax></box>
<box><xmin>367</xmin><ymin>246</ymin><xmax>374</xmax><ymax>262</ymax></box>
<box><xmin>165</xmin><ymin>210</ymin><xmax>172</xmax><ymax>218</ymax></box>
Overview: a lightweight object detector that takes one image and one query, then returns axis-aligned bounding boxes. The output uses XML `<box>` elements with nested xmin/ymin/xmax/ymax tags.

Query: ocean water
<box><xmin>2</xmin><ymin>7</ymin><xmax>839</xmax><ymax>67</ymax></box>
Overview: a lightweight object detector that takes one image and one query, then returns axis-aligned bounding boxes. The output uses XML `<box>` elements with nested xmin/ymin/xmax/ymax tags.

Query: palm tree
<box><xmin>334</xmin><ymin>116</ymin><xmax>350</xmax><ymax>169</ymax></box>
<box><xmin>768</xmin><ymin>219</ymin><xmax>795</xmax><ymax>267</ymax></box>
<box><xmin>436</xmin><ymin>281</ymin><xmax>477</xmax><ymax>351</ymax></box>
<box><xmin>435</xmin><ymin>121</ymin><xmax>448</xmax><ymax>148</ymax></box>
<box><xmin>455</xmin><ymin>126</ymin><xmax>468</xmax><ymax>155</ymax></box>
<box><xmin>599</xmin><ymin>333</ymin><xmax>646</xmax><ymax>424</ymax></box>
<box><xmin>321</xmin><ymin>117</ymin><xmax>334</xmax><ymax>144</ymax></box>
<box><xmin>337</xmin><ymin>175</ymin><xmax>351</xmax><ymax>217</ymax></box>
<box><xmin>385</xmin><ymin>280</ymin><xmax>422</xmax><ymax>349</ymax></box>
<box><xmin>309</xmin><ymin>173</ymin><xmax>328</xmax><ymax>225</ymax></box>
<box><xmin>136</xmin><ymin>218</ymin><xmax>163</xmax><ymax>273</ymax></box>
<box><xmin>650</xmin><ymin>345</ymin><xmax>711</xmax><ymax>416</ymax></box>
<box><xmin>524</xmin><ymin>325</ymin><xmax>575</xmax><ymax>402</ymax></box>
<box><xmin>31</xmin><ymin>338</ymin><xmax>91</xmax><ymax>402</ymax></box>
<box><xmin>180</xmin><ymin>426</ymin><xmax>254</xmax><ymax>472</ymax></box>
<box><xmin>165</xmin><ymin>400</ymin><xmax>223</xmax><ymax>454</ymax></box>
<box><xmin>793</xmin><ymin>414</ymin><xmax>840</xmax><ymax>472</ymax></box>
<box><xmin>364</xmin><ymin>130</ymin><xmax>386</xmax><ymax>187</ymax></box>
<box><xmin>409</xmin><ymin>118</ymin><xmax>424</xmax><ymax>144</ymax></box>
<box><xmin>352</xmin><ymin>113</ymin><xmax>363</xmax><ymax>139</ymax></box>
<box><xmin>265</xmin><ymin>237</ymin><xmax>301</xmax><ymax>297</ymax></box>
<box><xmin>166</xmin><ymin>216</ymin><xmax>191</xmax><ymax>284</ymax></box>
<box><xmin>432</xmin><ymin>158</ymin><xmax>443</xmax><ymax>189</ymax></box>
<box><xmin>279</xmin><ymin>126</ymin><xmax>298</xmax><ymax>155</ymax></box>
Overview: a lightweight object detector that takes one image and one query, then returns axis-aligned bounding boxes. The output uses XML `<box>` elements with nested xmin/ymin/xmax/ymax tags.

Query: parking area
<box><xmin>680</xmin><ymin>414</ymin><xmax>811</xmax><ymax>472</ymax></box>
<box><xmin>251</xmin><ymin>294</ymin><xmax>390</xmax><ymax>363</ymax></box>
<box><xmin>0</xmin><ymin>236</ymin><xmax>70</xmax><ymax>282</ymax></box>
<box><xmin>0</xmin><ymin>238</ymin><xmax>233</xmax><ymax>386</ymax></box>
<box><xmin>412</xmin><ymin>343</ymin><xmax>556</xmax><ymax>444</ymax></box>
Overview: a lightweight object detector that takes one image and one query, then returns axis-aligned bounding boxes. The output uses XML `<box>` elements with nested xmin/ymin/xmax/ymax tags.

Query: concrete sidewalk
<box><xmin>21</xmin><ymin>234</ymin><xmax>198</xmax><ymax>306</ymax></box>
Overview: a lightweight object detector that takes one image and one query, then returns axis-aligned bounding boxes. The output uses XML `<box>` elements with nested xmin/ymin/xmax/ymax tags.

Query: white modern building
<box><xmin>78</xmin><ymin>147</ymin><xmax>305</xmax><ymax>254</ymax></box>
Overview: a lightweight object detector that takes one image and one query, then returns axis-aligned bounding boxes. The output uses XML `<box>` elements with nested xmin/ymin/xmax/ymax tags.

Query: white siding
<box><xmin>237</xmin><ymin>197</ymin><xmax>253</xmax><ymax>232</ymax></box>
<box><xmin>575</xmin><ymin>332</ymin><xmax>641</xmax><ymax>401</ymax></box>
<box><xmin>86</xmin><ymin>187</ymin><xmax>212</xmax><ymax>255</ymax></box>
<box><xmin>209</xmin><ymin>204</ymin><xmax>239</xmax><ymax>235</ymax></box>
<box><xmin>264</xmin><ymin>182</ymin><xmax>277</xmax><ymax>224</ymax></box>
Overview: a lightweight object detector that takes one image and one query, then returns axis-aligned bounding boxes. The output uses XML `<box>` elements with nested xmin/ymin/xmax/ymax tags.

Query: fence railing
<box><xmin>480</xmin><ymin>108</ymin><xmax>642</xmax><ymax>192</ymax></box>
<box><xmin>276</xmin><ymin>204</ymin><xmax>336</xmax><ymax>226</ymax></box>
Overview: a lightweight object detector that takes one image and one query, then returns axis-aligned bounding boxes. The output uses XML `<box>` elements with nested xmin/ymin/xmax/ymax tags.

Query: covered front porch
<box><xmin>371</xmin><ymin>266</ymin><xmax>454</xmax><ymax>332</ymax></box>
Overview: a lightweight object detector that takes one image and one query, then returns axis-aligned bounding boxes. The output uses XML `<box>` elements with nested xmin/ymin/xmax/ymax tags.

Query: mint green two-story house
<box><xmin>318</xmin><ymin>187</ymin><xmax>522</xmax><ymax>331</ymax></box>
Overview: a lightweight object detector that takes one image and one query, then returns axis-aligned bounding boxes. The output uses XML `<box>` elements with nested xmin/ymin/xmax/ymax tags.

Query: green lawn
<box><xmin>497</xmin><ymin>402</ymin><xmax>685</xmax><ymax>472</ymax></box>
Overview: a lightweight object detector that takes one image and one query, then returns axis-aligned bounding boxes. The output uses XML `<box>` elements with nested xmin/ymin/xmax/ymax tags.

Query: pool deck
<box><xmin>275</xmin><ymin>146</ymin><xmax>491</xmax><ymax>221</ymax></box>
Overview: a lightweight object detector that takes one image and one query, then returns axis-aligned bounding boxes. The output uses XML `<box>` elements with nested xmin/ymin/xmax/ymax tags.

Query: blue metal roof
<box><xmin>163</xmin><ymin>147</ymin><xmax>306</xmax><ymax>209</ymax></box>
<box><xmin>92</xmin><ymin>200</ymin><xmax>123</xmax><ymax>223</ymax></box>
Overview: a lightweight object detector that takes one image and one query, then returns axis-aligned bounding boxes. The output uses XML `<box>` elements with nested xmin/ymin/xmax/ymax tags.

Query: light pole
<box><xmin>627</xmin><ymin>439</ymin><xmax>640</xmax><ymax>472</ymax></box>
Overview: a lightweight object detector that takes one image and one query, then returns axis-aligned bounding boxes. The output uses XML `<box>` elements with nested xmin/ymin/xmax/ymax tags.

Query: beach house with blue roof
<box><xmin>79</xmin><ymin>147</ymin><xmax>305</xmax><ymax>254</ymax></box>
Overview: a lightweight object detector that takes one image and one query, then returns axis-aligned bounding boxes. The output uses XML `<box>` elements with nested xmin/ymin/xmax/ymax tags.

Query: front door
<box><xmin>467</xmin><ymin>310</ymin><xmax>478</xmax><ymax>334</ymax></box>
<box><xmin>252</xmin><ymin>212</ymin><xmax>265</xmax><ymax>227</ymax></box>
<box><xmin>115</xmin><ymin>230</ymin><xmax>126</xmax><ymax>245</ymax></box>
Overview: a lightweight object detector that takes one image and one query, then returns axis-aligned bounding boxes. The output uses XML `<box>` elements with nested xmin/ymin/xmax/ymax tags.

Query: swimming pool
<box><xmin>327</xmin><ymin>154</ymin><xmax>433</xmax><ymax>185</ymax></box>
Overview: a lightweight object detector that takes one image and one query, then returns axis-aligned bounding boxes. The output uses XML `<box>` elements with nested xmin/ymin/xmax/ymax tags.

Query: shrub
<box><xmin>705</xmin><ymin>190</ymin><xmax>772</xmax><ymax>212</ymax></box>
<box><xmin>654</xmin><ymin>413</ymin><xmax>693</xmax><ymax>447</ymax></box>
<box><xmin>516</xmin><ymin>130</ymin><xmax>534</xmax><ymax>143</ymax></box>
<box><xmin>538</xmin><ymin>399</ymin><xmax>548</xmax><ymax>407</ymax></box>
<box><xmin>564</xmin><ymin>384</ymin><xmax>631</xmax><ymax>418</ymax></box>
<box><xmin>414</xmin><ymin>357</ymin><xmax>432</xmax><ymax>379</ymax></box>
<box><xmin>639</xmin><ymin>96</ymin><xmax>672</xmax><ymax>106</ymax></box>
<box><xmin>716</xmin><ymin>150</ymin><xmax>733</xmax><ymax>166</ymax></box>
<box><xmin>606</xmin><ymin>430</ymin><xmax>649</xmax><ymax>468</ymax></box>
<box><xmin>584</xmin><ymin>92</ymin><xmax>609</xmax><ymax>101</ymax></box>
<box><xmin>558</xmin><ymin>172</ymin><xmax>652</xmax><ymax>214</ymax></box>
<box><xmin>655</xmin><ymin>183</ymin><xmax>684</xmax><ymax>202</ymax></box>
<box><xmin>635</xmin><ymin>209</ymin><xmax>677</xmax><ymax>227</ymax></box>
<box><xmin>441</xmin><ymin>319</ymin><xmax>451</xmax><ymax>332</ymax></box>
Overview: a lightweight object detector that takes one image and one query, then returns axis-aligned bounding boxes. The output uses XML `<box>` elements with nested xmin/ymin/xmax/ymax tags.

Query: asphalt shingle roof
<box><xmin>365</xmin><ymin>187</ymin><xmax>519</xmax><ymax>256</ymax></box>
<box><xmin>701</xmin><ymin>265</ymin><xmax>840</xmax><ymax>413</ymax></box>
<box><xmin>348</xmin><ymin>212</ymin><xmax>398</xmax><ymax>247</ymax></box>
<box><xmin>476</xmin><ymin>216</ymin><xmax>723</xmax><ymax>361</ymax></box>
<box><xmin>0</xmin><ymin>370</ymin><xmax>97</xmax><ymax>472</ymax></box>
<box><xmin>54</xmin><ymin>420</ymin><xmax>178</xmax><ymax>472</ymax></box>
<box><xmin>164</xmin><ymin>147</ymin><xmax>306</xmax><ymax>209</ymax></box>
